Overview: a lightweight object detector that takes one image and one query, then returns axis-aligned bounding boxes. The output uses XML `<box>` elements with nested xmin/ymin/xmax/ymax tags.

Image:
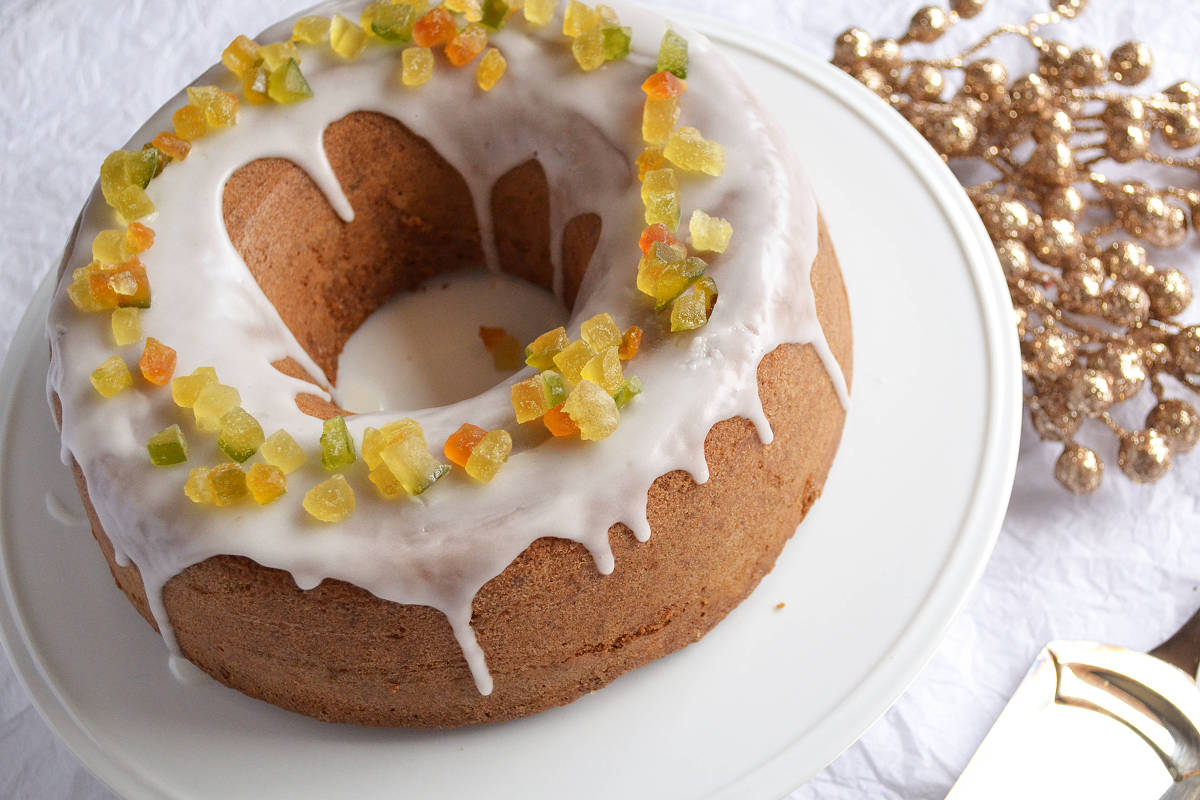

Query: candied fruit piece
<box><xmin>172</xmin><ymin>104</ymin><xmax>208</xmax><ymax>140</ymax></box>
<box><xmin>552</xmin><ymin>338</ymin><xmax>595</xmax><ymax>386</ymax></box>
<box><xmin>171</xmin><ymin>366</ymin><xmax>217</xmax><ymax>408</ymax></box>
<box><xmin>241</xmin><ymin>68</ymin><xmax>272</xmax><ymax>105</ymax></box>
<box><xmin>446</xmin><ymin>22</ymin><xmax>487</xmax><ymax>66</ymax></box>
<box><xmin>642</xmin><ymin>95</ymin><xmax>680</xmax><ymax>145</ymax></box>
<box><xmin>222</xmin><ymin>35</ymin><xmax>260</xmax><ymax>78</ymax></box>
<box><xmin>68</xmin><ymin>274</ymin><xmax>103</xmax><ymax>312</ymax></box>
<box><xmin>100</xmin><ymin>149</ymin><xmax>157</xmax><ymax>205</ymax></box>
<box><xmin>657</xmin><ymin>29</ymin><xmax>688</xmax><ymax>79</ymax></box>
<box><xmin>572</xmin><ymin>24</ymin><xmax>605</xmax><ymax>71</ymax></box>
<box><xmin>636</xmin><ymin>146</ymin><xmax>665</xmax><ymax>182</ymax></box>
<box><xmin>465</xmin><ymin>429</ymin><xmax>512</xmax><ymax>482</ymax></box>
<box><xmin>362</xmin><ymin>418</ymin><xmax>424</xmax><ymax>468</ymax></box>
<box><xmin>563</xmin><ymin>0</ymin><xmax>598</xmax><ymax>36</ymax></box>
<box><xmin>151</xmin><ymin>131</ymin><xmax>191</xmax><ymax>162</ymax></box>
<box><xmin>413</xmin><ymin>7</ymin><xmax>455</xmax><ymax>47</ymax></box>
<box><xmin>601</xmin><ymin>24</ymin><xmax>631</xmax><ymax>61</ymax></box>
<box><xmin>544</xmin><ymin>403</ymin><xmax>579</xmax><ymax>437</ymax></box>
<box><xmin>261</xmin><ymin>429</ymin><xmax>307</xmax><ymax>473</ymax></box>
<box><xmin>670</xmin><ymin>276</ymin><xmax>718</xmax><ymax>332</ymax></box>
<box><xmin>112</xmin><ymin>185</ymin><xmax>155</xmax><ymax>223</ymax></box>
<box><xmin>92</xmin><ymin>229</ymin><xmax>131</xmax><ymax>265</ymax></box>
<box><xmin>445</xmin><ymin>0</ymin><xmax>483</xmax><ymax>21</ymax></box>
<box><xmin>541</xmin><ymin>370</ymin><xmax>568</xmax><ymax>407</ymax></box>
<box><xmin>330</xmin><ymin>14</ymin><xmax>369</xmax><ymax>58</ymax></box>
<box><xmin>636</xmin><ymin>240</ymin><xmax>682</xmax><ymax>293</ymax></box>
<box><xmin>613</xmin><ymin>376</ymin><xmax>643</xmax><ymax>408</ymax></box>
<box><xmin>619</xmin><ymin>325</ymin><xmax>642</xmax><ymax>360</ymax></box>
<box><xmin>689</xmin><ymin>209</ymin><xmax>733</xmax><ymax>253</ymax></box>
<box><xmin>106</xmin><ymin>260</ymin><xmax>151</xmax><ymax>307</ymax></box>
<box><xmin>580</xmin><ymin>312</ymin><xmax>621</xmax><ymax>352</ymax></box>
<box><xmin>110</xmin><ymin>307</ymin><xmax>141</xmax><ymax>346</ymax></box>
<box><xmin>581</xmin><ymin>346</ymin><xmax>623</xmax><ymax>394</ymax></box>
<box><xmin>525</xmin><ymin>326</ymin><xmax>569</xmax><ymax>370</ymax></box>
<box><xmin>303</xmin><ymin>475</ymin><xmax>355</xmax><ymax>521</ymax></box>
<box><xmin>563</xmin><ymin>380</ymin><xmax>619</xmax><ymax>441</ymax></box>
<box><xmin>139</xmin><ymin>337</ymin><xmax>176</xmax><ymax>386</ymax></box>
<box><xmin>445</xmin><ymin>422</ymin><xmax>488</xmax><ymax>466</ymax></box>
<box><xmin>194</xmin><ymin>383</ymin><xmax>241</xmax><ymax>433</ymax></box>
<box><xmin>147</xmin><ymin>424</ymin><xmax>188</xmax><ymax>467</ymax></box>
<box><xmin>320</xmin><ymin>415</ymin><xmax>357</xmax><ymax>471</ymax></box>
<box><xmin>477</xmin><ymin>47</ymin><xmax>507</xmax><ymax>90</ymax></box>
<box><xmin>209</xmin><ymin>462</ymin><xmax>248</xmax><ymax>507</ymax></box>
<box><xmin>479</xmin><ymin>326</ymin><xmax>522</xmax><ymax>369</ymax></box>
<box><xmin>381</xmin><ymin>437</ymin><xmax>450</xmax><ymax>496</ymax></box>
<box><xmin>596</xmin><ymin>4</ymin><xmax>618</xmax><ymax>23</ymax></box>
<box><xmin>481</xmin><ymin>0</ymin><xmax>510</xmax><ymax>29</ymax></box>
<box><xmin>523</xmin><ymin>0</ymin><xmax>556</xmax><ymax>25</ymax></box>
<box><xmin>368</xmin><ymin>464</ymin><xmax>407</xmax><ymax>499</ymax></box>
<box><xmin>363</xmin><ymin>1</ymin><xmax>415</xmax><ymax>40</ymax></box>
<box><xmin>664</xmin><ymin>126</ymin><xmax>726</xmax><ymax>176</ymax></box>
<box><xmin>218</xmin><ymin>407</ymin><xmax>265</xmax><ymax>462</ymax></box>
<box><xmin>638</xmin><ymin>222</ymin><xmax>678</xmax><ymax>254</ymax></box>
<box><xmin>125</xmin><ymin>222</ymin><xmax>155</xmax><ymax>253</ymax></box>
<box><xmin>293</xmin><ymin>15</ymin><xmax>332</xmax><ymax>44</ymax></box>
<box><xmin>257</xmin><ymin>42</ymin><xmax>299</xmax><ymax>71</ymax></box>
<box><xmin>91</xmin><ymin>355</ymin><xmax>132</xmax><ymax>398</ymax></box>
<box><xmin>640</xmin><ymin>252</ymin><xmax>707</xmax><ymax>309</ymax></box>
<box><xmin>511</xmin><ymin>376</ymin><xmax>549</xmax><ymax>423</ymax></box>
<box><xmin>184</xmin><ymin>467</ymin><xmax>214</xmax><ymax>504</ymax></box>
<box><xmin>642</xmin><ymin>70</ymin><xmax>687</xmax><ymax>98</ymax></box>
<box><xmin>401</xmin><ymin>46</ymin><xmax>434</xmax><ymax>86</ymax></box>
<box><xmin>641</xmin><ymin>167</ymin><xmax>681</xmax><ymax>229</ymax></box>
<box><xmin>246</xmin><ymin>463</ymin><xmax>287</xmax><ymax>505</ymax></box>
<box><xmin>85</xmin><ymin>270</ymin><xmax>120</xmax><ymax>311</ymax></box>
<box><xmin>267</xmin><ymin>59</ymin><xmax>314</xmax><ymax>104</ymax></box>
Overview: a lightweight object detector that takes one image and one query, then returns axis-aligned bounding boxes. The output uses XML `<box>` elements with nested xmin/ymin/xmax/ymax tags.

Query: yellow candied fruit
<box><xmin>112</xmin><ymin>185</ymin><xmax>155</xmax><ymax>223</ymax></box>
<box><xmin>563</xmin><ymin>380</ymin><xmax>620</xmax><ymax>441</ymax></box>
<box><xmin>465</xmin><ymin>429</ymin><xmax>512</xmax><ymax>482</ymax></box>
<box><xmin>563</xmin><ymin>0</ymin><xmax>598</xmax><ymax>36</ymax></box>
<box><xmin>525</xmin><ymin>326</ymin><xmax>569</xmax><ymax>370</ymax></box>
<box><xmin>596</xmin><ymin>4</ymin><xmax>619</xmax><ymax>23</ymax></box>
<box><xmin>642</xmin><ymin>95</ymin><xmax>680</xmax><ymax>145</ymax></box>
<box><xmin>111</xmin><ymin>307</ymin><xmax>141</xmax><ymax>346</ymax></box>
<box><xmin>363</xmin><ymin>1</ymin><xmax>416</xmax><ymax>40</ymax></box>
<box><xmin>572</xmin><ymin>24</ymin><xmax>605</xmax><ymax>71</ymax></box>
<box><xmin>172</xmin><ymin>104</ymin><xmax>208</xmax><ymax>141</ymax></box>
<box><xmin>380</xmin><ymin>436</ymin><xmax>450</xmax><ymax>496</ymax></box>
<box><xmin>187</xmin><ymin>86</ymin><xmax>238</xmax><ymax>130</ymax></box>
<box><xmin>580</xmin><ymin>312</ymin><xmax>621</xmax><ymax>352</ymax></box>
<box><xmin>641</xmin><ymin>167</ymin><xmax>681</xmax><ymax>230</ymax></box>
<box><xmin>446</xmin><ymin>22</ymin><xmax>487</xmax><ymax>66</ymax></box>
<box><xmin>257</xmin><ymin>41</ymin><xmax>300</xmax><ymax>70</ymax></box>
<box><xmin>152</xmin><ymin>130</ymin><xmax>192</xmax><ymax>161</ymax></box>
<box><xmin>209</xmin><ymin>462</ymin><xmax>249</xmax><ymax>507</ymax></box>
<box><xmin>511</xmin><ymin>375</ymin><xmax>549</xmax><ymax>423</ymax></box>
<box><xmin>401</xmin><ymin>46</ymin><xmax>434</xmax><ymax>86</ymax></box>
<box><xmin>222</xmin><ymin>35</ymin><xmax>260</xmax><ymax>78</ymax></box>
<box><xmin>670</xmin><ymin>276</ymin><xmax>718</xmax><ymax>332</ymax></box>
<box><xmin>293</xmin><ymin>15</ymin><xmax>332</xmax><ymax>44</ymax></box>
<box><xmin>580</xmin><ymin>346</ymin><xmax>623</xmax><ymax>394</ymax></box>
<box><xmin>636</xmin><ymin>146</ymin><xmax>665</xmax><ymax>181</ymax></box>
<box><xmin>363</xmin><ymin>418</ymin><xmax>424</xmax><ymax>469</ymax></box>
<box><xmin>664</xmin><ymin>126</ymin><xmax>726</xmax><ymax>176</ymax></box>
<box><xmin>92</xmin><ymin>229</ymin><xmax>131</xmax><ymax>265</ymax></box>
<box><xmin>184</xmin><ymin>467</ymin><xmax>214</xmax><ymax>504</ymax></box>
<box><xmin>368</xmin><ymin>463</ymin><xmax>407</xmax><ymax>499</ymax></box>
<box><xmin>689</xmin><ymin>209</ymin><xmax>733</xmax><ymax>253</ymax></box>
<box><xmin>193</xmin><ymin>383</ymin><xmax>241</xmax><ymax>432</ymax></box>
<box><xmin>524</xmin><ymin>0</ymin><xmax>556</xmax><ymax>26</ymax></box>
<box><xmin>241</xmin><ymin>68</ymin><xmax>272</xmax><ymax>105</ymax></box>
<box><xmin>90</xmin><ymin>355</ymin><xmax>132</xmax><ymax>398</ymax></box>
<box><xmin>445</xmin><ymin>0</ymin><xmax>483</xmax><ymax>21</ymax></box>
<box><xmin>100</xmin><ymin>149</ymin><xmax>157</xmax><ymax>206</ymax></box>
<box><xmin>552</xmin><ymin>338</ymin><xmax>595</xmax><ymax>386</ymax></box>
<box><xmin>246</xmin><ymin>463</ymin><xmax>287</xmax><ymax>505</ymax></box>
<box><xmin>218</xmin><ymin>407</ymin><xmax>265</xmax><ymax>463</ymax></box>
<box><xmin>261</xmin><ymin>429</ymin><xmax>307</xmax><ymax>474</ymax></box>
<box><xmin>171</xmin><ymin>366</ymin><xmax>218</xmax><ymax>408</ymax></box>
<box><xmin>477</xmin><ymin>47</ymin><xmax>507</xmax><ymax>90</ymax></box>
<box><xmin>303</xmin><ymin>475</ymin><xmax>356</xmax><ymax>522</ymax></box>
<box><xmin>267</xmin><ymin>59</ymin><xmax>314</xmax><ymax>104</ymax></box>
<box><xmin>639</xmin><ymin>249</ymin><xmax>707</xmax><ymax>309</ymax></box>
<box><xmin>331</xmin><ymin>14</ymin><xmax>369</xmax><ymax>59</ymax></box>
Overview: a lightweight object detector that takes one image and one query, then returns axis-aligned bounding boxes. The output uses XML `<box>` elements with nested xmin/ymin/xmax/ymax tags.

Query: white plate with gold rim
<box><xmin>0</xmin><ymin>12</ymin><xmax>1020</xmax><ymax>800</ymax></box>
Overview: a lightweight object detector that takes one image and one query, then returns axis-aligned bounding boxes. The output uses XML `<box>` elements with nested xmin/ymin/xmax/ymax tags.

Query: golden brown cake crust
<box><xmin>56</xmin><ymin>111</ymin><xmax>852</xmax><ymax>728</ymax></box>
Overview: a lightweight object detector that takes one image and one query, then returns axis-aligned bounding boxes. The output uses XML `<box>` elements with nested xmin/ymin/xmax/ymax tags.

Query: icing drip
<box><xmin>45</xmin><ymin>0</ymin><xmax>848</xmax><ymax>696</ymax></box>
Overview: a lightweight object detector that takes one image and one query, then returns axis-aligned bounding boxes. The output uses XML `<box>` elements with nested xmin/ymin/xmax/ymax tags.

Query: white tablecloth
<box><xmin>5</xmin><ymin>0</ymin><xmax>1200</xmax><ymax>797</ymax></box>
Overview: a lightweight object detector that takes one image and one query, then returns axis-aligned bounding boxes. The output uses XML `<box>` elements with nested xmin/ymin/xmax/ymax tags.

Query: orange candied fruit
<box><xmin>446</xmin><ymin>22</ymin><xmax>488</xmax><ymax>66</ymax></box>
<box><xmin>444</xmin><ymin>423</ymin><xmax>488</xmax><ymax>468</ymax></box>
<box><xmin>413</xmin><ymin>7</ymin><xmax>456</xmax><ymax>47</ymax></box>
<box><xmin>641</xmin><ymin>70</ymin><xmax>687</xmax><ymax>98</ymax></box>
<box><xmin>619</xmin><ymin>326</ymin><xmax>642</xmax><ymax>360</ymax></box>
<box><xmin>638</xmin><ymin>222</ymin><xmax>678</xmax><ymax>255</ymax></box>
<box><xmin>125</xmin><ymin>222</ymin><xmax>155</xmax><ymax>253</ymax></box>
<box><xmin>151</xmin><ymin>131</ymin><xmax>192</xmax><ymax>162</ymax></box>
<box><xmin>636</xmin><ymin>146</ymin><xmax>665</xmax><ymax>182</ymax></box>
<box><xmin>172</xmin><ymin>105</ymin><xmax>207</xmax><ymax>141</ymax></box>
<box><xmin>544</xmin><ymin>403</ymin><xmax>580</xmax><ymax>438</ymax></box>
<box><xmin>139</xmin><ymin>337</ymin><xmax>177</xmax><ymax>386</ymax></box>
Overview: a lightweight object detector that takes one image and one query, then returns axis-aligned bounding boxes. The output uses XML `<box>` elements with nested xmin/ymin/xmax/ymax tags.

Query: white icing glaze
<box><xmin>45</xmin><ymin>0</ymin><xmax>848</xmax><ymax>697</ymax></box>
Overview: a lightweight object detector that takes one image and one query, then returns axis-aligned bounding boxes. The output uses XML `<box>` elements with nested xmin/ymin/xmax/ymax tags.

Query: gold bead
<box><xmin>853</xmin><ymin>65</ymin><xmax>894</xmax><ymax>98</ymax></box>
<box><xmin>1147</xmin><ymin>399</ymin><xmax>1200</xmax><ymax>454</ymax></box>
<box><xmin>1030</xmin><ymin>393</ymin><xmax>1081</xmax><ymax>441</ymax></box>
<box><xmin>1027</xmin><ymin>137</ymin><xmax>1076</xmax><ymax>186</ymax></box>
<box><xmin>995</xmin><ymin>240</ymin><xmax>1031</xmax><ymax>278</ymax></box>
<box><xmin>1093</xmin><ymin>342</ymin><xmax>1146</xmax><ymax>401</ymax></box>
<box><xmin>1055</xmin><ymin>443</ymin><xmax>1103</xmax><ymax>494</ymax></box>
<box><xmin>1164</xmin><ymin>80</ymin><xmax>1200</xmax><ymax>107</ymax></box>
<box><xmin>1106</xmin><ymin>122</ymin><xmax>1150</xmax><ymax>163</ymax></box>
<box><xmin>907</xmin><ymin>6</ymin><xmax>950</xmax><ymax>43</ymax></box>
<box><xmin>1101</xmin><ymin>240</ymin><xmax>1151</xmax><ymax>281</ymax></box>
<box><xmin>1102</xmin><ymin>96</ymin><xmax>1146</xmax><ymax>126</ymax></box>
<box><xmin>976</xmin><ymin>195</ymin><xmax>1035</xmax><ymax>242</ymax></box>
<box><xmin>1024</xmin><ymin>327</ymin><xmax>1077</xmax><ymax>379</ymax></box>
<box><xmin>1008</xmin><ymin>74</ymin><xmax>1051</xmax><ymax>117</ymax></box>
<box><xmin>1170</xmin><ymin>326</ymin><xmax>1200</xmax><ymax>373</ymax></box>
<box><xmin>1109</xmin><ymin>41</ymin><xmax>1153</xmax><ymax>86</ymax></box>
<box><xmin>1144</xmin><ymin>268</ymin><xmax>1193</xmax><ymax>318</ymax></box>
<box><xmin>1162</xmin><ymin>110</ymin><xmax>1200</xmax><ymax>149</ymax></box>
<box><xmin>1102</xmin><ymin>280</ymin><xmax>1151</xmax><ymax>326</ymax></box>
<box><xmin>951</xmin><ymin>0</ymin><xmax>986</xmax><ymax>17</ymax></box>
<box><xmin>834</xmin><ymin>28</ymin><xmax>874</xmax><ymax>69</ymax></box>
<box><xmin>1037</xmin><ymin>41</ymin><xmax>1073</xmax><ymax>84</ymax></box>
<box><xmin>1058</xmin><ymin>270</ymin><xmax>1104</xmax><ymax>313</ymax></box>
<box><xmin>1118</xmin><ymin>429</ymin><xmax>1171</xmax><ymax>483</ymax></box>
<box><xmin>1064</xmin><ymin>368</ymin><xmax>1114</xmax><ymax>416</ymax></box>
<box><xmin>1052</xmin><ymin>0</ymin><xmax>1088</xmax><ymax>18</ymax></box>
<box><xmin>1030</xmin><ymin>217</ymin><xmax>1084</xmax><ymax>267</ymax></box>
<box><xmin>1117</xmin><ymin>191</ymin><xmax>1189</xmax><ymax>248</ymax></box>
<box><xmin>922</xmin><ymin>112</ymin><xmax>978</xmax><ymax>157</ymax></box>
<box><xmin>870</xmin><ymin>38</ymin><xmax>904</xmax><ymax>76</ymax></box>
<box><xmin>1033</xmin><ymin>108</ymin><xmax>1074</xmax><ymax>143</ymax></box>
<box><xmin>1066</xmin><ymin>46</ymin><xmax>1107</xmax><ymax>87</ymax></box>
<box><xmin>904</xmin><ymin>62</ymin><xmax>945</xmax><ymax>101</ymax></box>
<box><xmin>962</xmin><ymin>58</ymin><xmax>1007</xmax><ymax>102</ymax></box>
<box><xmin>1041</xmin><ymin>185</ymin><xmax>1085</xmax><ymax>221</ymax></box>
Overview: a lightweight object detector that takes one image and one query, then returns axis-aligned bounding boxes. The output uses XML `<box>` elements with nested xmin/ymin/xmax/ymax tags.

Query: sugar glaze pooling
<box><xmin>46</xmin><ymin>0</ymin><xmax>848</xmax><ymax>696</ymax></box>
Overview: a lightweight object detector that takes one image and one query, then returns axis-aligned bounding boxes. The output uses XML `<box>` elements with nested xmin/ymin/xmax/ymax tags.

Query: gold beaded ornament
<box><xmin>834</xmin><ymin>0</ymin><xmax>1200</xmax><ymax>493</ymax></box>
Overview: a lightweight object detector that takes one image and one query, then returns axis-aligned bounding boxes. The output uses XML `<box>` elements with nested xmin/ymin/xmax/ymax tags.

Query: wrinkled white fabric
<box><xmin>4</xmin><ymin>1</ymin><xmax>1200</xmax><ymax>797</ymax></box>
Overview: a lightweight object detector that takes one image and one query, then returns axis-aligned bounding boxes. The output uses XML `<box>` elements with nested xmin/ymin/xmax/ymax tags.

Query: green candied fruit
<box><xmin>218</xmin><ymin>407</ymin><xmax>265</xmax><ymax>463</ymax></box>
<box><xmin>380</xmin><ymin>436</ymin><xmax>450</xmax><ymax>496</ymax></box>
<box><xmin>602</xmin><ymin>24</ymin><xmax>631</xmax><ymax>61</ymax></box>
<box><xmin>320</xmin><ymin>415</ymin><xmax>357</xmax><ymax>471</ymax></box>
<box><xmin>480</xmin><ymin>0</ymin><xmax>510</xmax><ymax>29</ymax></box>
<box><xmin>267</xmin><ymin>59</ymin><xmax>314</xmax><ymax>104</ymax></box>
<box><xmin>657</xmin><ymin>29</ymin><xmax>688</xmax><ymax>79</ymax></box>
<box><xmin>540</xmin><ymin>370</ymin><xmax>567</xmax><ymax>408</ymax></box>
<box><xmin>365</xmin><ymin>1</ymin><xmax>415</xmax><ymax>40</ymax></box>
<box><xmin>613</xmin><ymin>376</ymin><xmax>643</xmax><ymax>409</ymax></box>
<box><xmin>147</xmin><ymin>424</ymin><xmax>189</xmax><ymax>466</ymax></box>
<box><xmin>652</xmin><ymin>256</ymin><xmax>708</xmax><ymax>310</ymax></box>
<box><xmin>670</xmin><ymin>276</ymin><xmax>719</xmax><ymax>332</ymax></box>
<box><xmin>99</xmin><ymin>148</ymin><xmax>158</xmax><ymax>206</ymax></box>
<box><xmin>525</xmin><ymin>326</ymin><xmax>570</xmax><ymax>370</ymax></box>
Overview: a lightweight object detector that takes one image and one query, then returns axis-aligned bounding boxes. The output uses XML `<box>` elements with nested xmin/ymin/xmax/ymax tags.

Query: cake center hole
<box><xmin>334</xmin><ymin>267</ymin><xmax>569</xmax><ymax>413</ymax></box>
